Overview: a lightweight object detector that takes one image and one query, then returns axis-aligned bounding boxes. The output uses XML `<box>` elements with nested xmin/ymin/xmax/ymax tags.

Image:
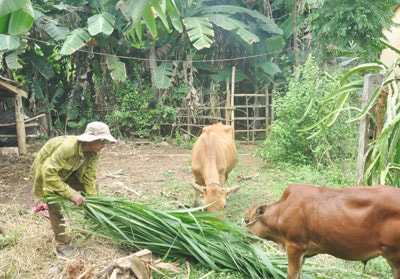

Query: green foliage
<box><xmin>0</xmin><ymin>229</ymin><xmax>19</xmax><ymax>249</ymax></box>
<box><xmin>65</xmin><ymin>87</ymin><xmax>96</xmax><ymax>129</ymax></box>
<box><xmin>106</xmin><ymin>81</ymin><xmax>177</xmax><ymax>139</ymax></box>
<box><xmin>306</xmin><ymin>256</ymin><xmax>392</xmax><ymax>279</ymax></box>
<box><xmin>305</xmin><ymin>54</ymin><xmax>400</xmax><ymax>186</ymax></box>
<box><xmin>32</xmin><ymin>79</ymin><xmax>66</xmax><ymax>129</ymax></box>
<box><xmin>161</xmin><ymin>83</ymin><xmax>189</xmax><ymax>107</ymax></box>
<box><xmin>308</xmin><ymin>0</ymin><xmax>399</xmax><ymax>61</ymax></box>
<box><xmin>67</xmin><ymin>118</ymin><xmax>86</xmax><ymax>129</ymax></box>
<box><xmin>174</xmin><ymin>130</ymin><xmax>196</xmax><ymax>148</ymax></box>
<box><xmin>0</xmin><ymin>0</ymin><xmax>34</xmax><ymax>38</ymax></box>
<box><xmin>257</xmin><ymin>56</ymin><xmax>357</xmax><ymax>165</ymax></box>
<box><xmin>155</xmin><ymin>62</ymin><xmax>174</xmax><ymax>89</ymax></box>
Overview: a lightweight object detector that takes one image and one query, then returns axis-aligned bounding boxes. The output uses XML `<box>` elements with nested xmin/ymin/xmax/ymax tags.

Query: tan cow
<box><xmin>191</xmin><ymin>123</ymin><xmax>240</xmax><ymax>219</ymax></box>
<box><xmin>244</xmin><ymin>184</ymin><xmax>400</xmax><ymax>279</ymax></box>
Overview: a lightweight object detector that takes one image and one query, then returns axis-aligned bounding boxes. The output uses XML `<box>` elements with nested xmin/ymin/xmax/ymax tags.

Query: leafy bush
<box><xmin>308</xmin><ymin>0</ymin><xmax>398</xmax><ymax>62</ymax></box>
<box><xmin>256</xmin><ymin>56</ymin><xmax>358</xmax><ymax>165</ymax></box>
<box><xmin>106</xmin><ymin>81</ymin><xmax>177</xmax><ymax>139</ymax></box>
<box><xmin>303</xmin><ymin>58</ymin><xmax>400</xmax><ymax>186</ymax></box>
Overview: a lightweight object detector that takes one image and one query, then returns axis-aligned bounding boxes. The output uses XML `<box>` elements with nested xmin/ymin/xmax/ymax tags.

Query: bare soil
<box><xmin>0</xmin><ymin>139</ymin><xmax>263</xmax><ymax>207</ymax></box>
<box><xmin>0</xmin><ymin>139</ymin><xmax>266</xmax><ymax>278</ymax></box>
<box><xmin>1</xmin><ymin>140</ymin><xmax>390</xmax><ymax>279</ymax></box>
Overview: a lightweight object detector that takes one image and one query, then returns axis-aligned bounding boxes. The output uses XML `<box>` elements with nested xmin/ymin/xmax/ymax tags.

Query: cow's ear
<box><xmin>226</xmin><ymin>185</ymin><xmax>241</xmax><ymax>195</ymax></box>
<box><xmin>255</xmin><ymin>205</ymin><xmax>267</xmax><ymax>218</ymax></box>
<box><xmin>191</xmin><ymin>182</ymin><xmax>206</xmax><ymax>193</ymax></box>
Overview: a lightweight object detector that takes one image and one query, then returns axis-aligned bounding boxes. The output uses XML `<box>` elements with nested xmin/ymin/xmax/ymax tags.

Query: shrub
<box><xmin>106</xmin><ymin>81</ymin><xmax>177</xmax><ymax>139</ymax></box>
<box><xmin>256</xmin><ymin>56</ymin><xmax>358</xmax><ymax>166</ymax></box>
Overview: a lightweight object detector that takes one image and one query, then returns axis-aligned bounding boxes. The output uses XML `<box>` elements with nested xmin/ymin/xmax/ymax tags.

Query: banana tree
<box><xmin>0</xmin><ymin>0</ymin><xmax>180</xmax><ymax>79</ymax></box>
<box><xmin>0</xmin><ymin>0</ymin><xmax>181</xmax><ymax>132</ymax></box>
<box><xmin>1</xmin><ymin>0</ymin><xmax>283</xmax><ymax>89</ymax></box>
<box><xmin>150</xmin><ymin>1</ymin><xmax>283</xmax><ymax>94</ymax></box>
<box><xmin>0</xmin><ymin>0</ymin><xmax>284</xmax><ymax>133</ymax></box>
<box><xmin>0</xmin><ymin>0</ymin><xmax>34</xmax><ymax>69</ymax></box>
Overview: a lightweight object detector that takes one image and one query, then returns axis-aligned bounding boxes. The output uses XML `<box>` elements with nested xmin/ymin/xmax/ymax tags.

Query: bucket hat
<box><xmin>76</xmin><ymin>121</ymin><xmax>117</xmax><ymax>142</ymax></box>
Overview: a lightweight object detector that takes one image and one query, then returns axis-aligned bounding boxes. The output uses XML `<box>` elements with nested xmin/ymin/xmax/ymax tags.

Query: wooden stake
<box><xmin>231</xmin><ymin>66</ymin><xmax>236</xmax><ymax>133</ymax></box>
<box><xmin>225</xmin><ymin>78</ymin><xmax>230</xmax><ymax>125</ymax></box>
<box><xmin>14</xmin><ymin>95</ymin><xmax>27</xmax><ymax>155</ymax></box>
<box><xmin>356</xmin><ymin>74</ymin><xmax>383</xmax><ymax>185</ymax></box>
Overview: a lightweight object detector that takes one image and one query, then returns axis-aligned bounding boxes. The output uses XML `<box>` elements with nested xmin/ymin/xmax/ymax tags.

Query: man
<box><xmin>32</xmin><ymin>121</ymin><xmax>117</xmax><ymax>256</ymax></box>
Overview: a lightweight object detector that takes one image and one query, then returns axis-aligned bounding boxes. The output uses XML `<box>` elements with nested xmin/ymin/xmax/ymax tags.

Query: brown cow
<box><xmin>191</xmin><ymin>123</ymin><xmax>240</xmax><ymax>219</ymax></box>
<box><xmin>244</xmin><ymin>184</ymin><xmax>400</xmax><ymax>279</ymax></box>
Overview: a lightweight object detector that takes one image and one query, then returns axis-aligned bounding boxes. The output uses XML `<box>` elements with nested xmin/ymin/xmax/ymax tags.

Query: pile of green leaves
<box><xmin>49</xmin><ymin>196</ymin><xmax>287</xmax><ymax>279</ymax></box>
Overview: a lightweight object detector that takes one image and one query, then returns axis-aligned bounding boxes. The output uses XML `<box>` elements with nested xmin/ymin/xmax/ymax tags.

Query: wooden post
<box><xmin>265</xmin><ymin>86</ymin><xmax>269</xmax><ymax>137</ymax></box>
<box><xmin>230</xmin><ymin>66</ymin><xmax>236</xmax><ymax>132</ymax></box>
<box><xmin>246</xmin><ymin>94</ymin><xmax>250</xmax><ymax>141</ymax></box>
<box><xmin>225</xmin><ymin>78</ymin><xmax>231</xmax><ymax>125</ymax></box>
<box><xmin>15</xmin><ymin>95</ymin><xmax>27</xmax><ymax>155</ymax></box>
<box><xmin>187</xmin><ymin>105</ymin><xmax>191</xmax><ymax>136</ymax></box>
<box><xmin>270</xmin><ymin>88</ymin><xmax>275</xmax><ymax>124</ymax></box>
<box><xmin>356</xmin><ymin>74</ymin><xmax>383</xmax><ymax>185</ymax></box>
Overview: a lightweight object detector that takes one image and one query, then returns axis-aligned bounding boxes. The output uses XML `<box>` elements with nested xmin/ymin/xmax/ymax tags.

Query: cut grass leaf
<box><xmin>47</xmin><ymin>196</ymin><xmax>288</xmax><ymax>278</ymax></box>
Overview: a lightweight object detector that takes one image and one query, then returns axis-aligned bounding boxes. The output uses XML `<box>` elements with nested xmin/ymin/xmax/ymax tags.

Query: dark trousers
<box><xmin>47</xmin><ymin>174</ymin><xmax>84</xmax><ymax>252</ymax></box>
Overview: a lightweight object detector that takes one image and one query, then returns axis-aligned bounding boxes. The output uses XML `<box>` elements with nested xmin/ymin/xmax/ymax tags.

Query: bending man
<box><xmin>32</xmin><ymin>121</ymin><xmax>117</xmax><ymax>256</ymax></box>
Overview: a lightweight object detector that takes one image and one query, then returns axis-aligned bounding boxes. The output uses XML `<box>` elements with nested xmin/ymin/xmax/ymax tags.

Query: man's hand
<box><xmin>70</xmin><ymin>193</ymin><xmax>86</xmax><ymax>205</ymax></box>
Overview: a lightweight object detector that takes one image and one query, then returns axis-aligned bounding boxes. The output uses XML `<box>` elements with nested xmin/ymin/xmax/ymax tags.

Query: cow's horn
<box><xmin>191</xmin><ymin>182</ymin><xmax>206</xmax><ymax>192</ymax></box>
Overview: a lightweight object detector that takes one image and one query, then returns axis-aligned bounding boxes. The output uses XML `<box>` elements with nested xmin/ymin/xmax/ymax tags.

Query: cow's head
<box><xmin>244</xmin><ymin>204</ymin><xmax>270</xmax><ymax>238</ymax></box>
<box><xmin>191</xmin><ymin>182</ymin><xmax>241</xmax><ymax>219</ymax></box>
<box><xmin>243</xmin><ymin>204</ymin><xmax>285</xmax><ymax>249</ymax></box>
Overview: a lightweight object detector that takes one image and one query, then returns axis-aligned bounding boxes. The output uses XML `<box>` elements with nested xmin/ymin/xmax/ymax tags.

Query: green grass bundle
<box><xmin>48</xmin><ymin>196</ymin><xmax>287</xmax><ymax>278</ymax></box>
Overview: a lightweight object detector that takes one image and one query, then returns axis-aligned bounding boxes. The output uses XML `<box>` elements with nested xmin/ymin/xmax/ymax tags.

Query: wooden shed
<box><xmin>0</xmin><ymin>80</ymin><xmax>30</xmax><ymax>155</ymax></box>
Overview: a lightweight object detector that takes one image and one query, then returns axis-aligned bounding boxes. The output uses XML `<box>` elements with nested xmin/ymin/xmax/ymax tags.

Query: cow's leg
<box><xmin>384</xmin><ymin>253</ymin><xmax>400</xmax><ymax>279</ymax></box>
<box><xmin>381</xmin><ymin>226</ymin><xmax>400</xmax><ymax>279</ymax></box>
<box><xmin>286</xmin><ymin>242</ymin><xmax>306</xmax><ymax>279</ymax></box>
<box><xmin>386</xmin><ymin>260</ymin><xmax>400</xmax><ymax>279</ymax></box>
<box><xmin>192</xmin><ymin>178</ymin><xmax>204</xmax><ymax>207</ymax></box>
<box><xmin>193</xmin><ymin>190</ymin><xmax>201</xmax><ymax>206</ymax></box>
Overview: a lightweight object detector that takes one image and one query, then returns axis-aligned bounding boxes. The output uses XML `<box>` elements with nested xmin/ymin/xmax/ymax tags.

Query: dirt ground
<box><xmin>0</xmin><ymin>139</ymin><xmax>265</xmax><ymax>278</ymax></box>
<box><xmin>1</xmin><ymin>139</ymin><xmax>390</xmax><ymax>279</ymax></box>
<box><xmin>0</xmin><ymin>139</ymin><xmax>262</xmax><ymax>207</ymax></box>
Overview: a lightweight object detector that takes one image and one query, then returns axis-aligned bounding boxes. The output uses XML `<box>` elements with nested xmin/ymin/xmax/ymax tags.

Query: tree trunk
<box><xmin>149</xmin><ymin>45</ymin><xmax>158</xmax><ymax>98</ymax></box>
<box><xmin>292</xmin><ymin>0</ymin><xmax>299</xmax><ymax>66</ymax></box>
